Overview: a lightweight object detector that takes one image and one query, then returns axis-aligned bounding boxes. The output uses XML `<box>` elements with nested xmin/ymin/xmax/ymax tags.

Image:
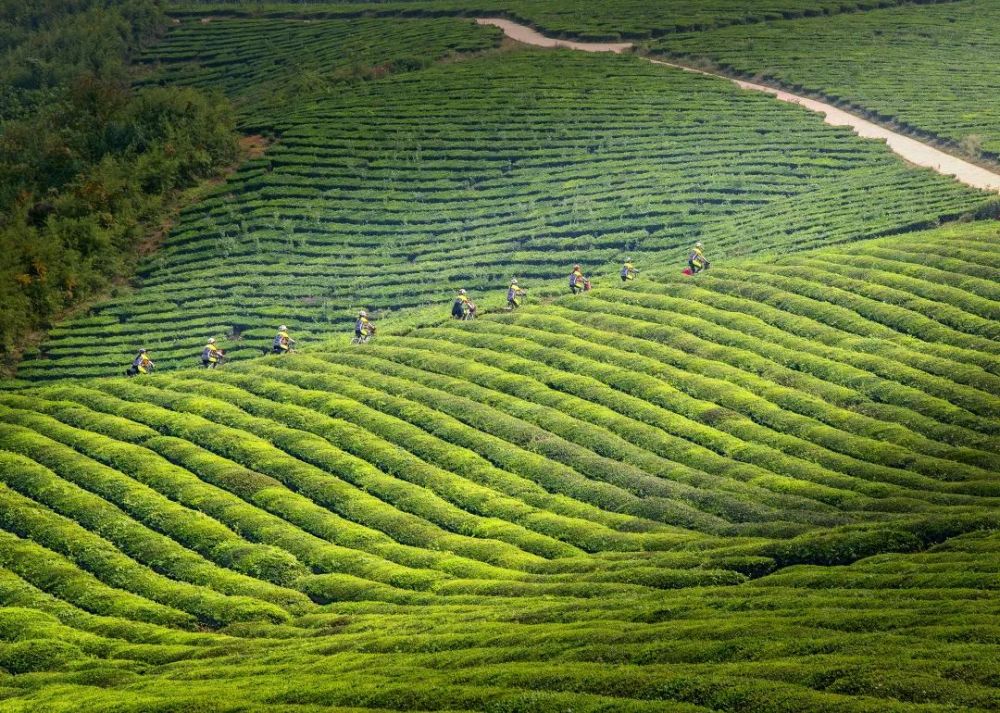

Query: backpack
<box><xmin>452</xmin><ymin>300</ymin><xmax>465</xmax><ymax>318</ymax></box>
<box><xmin>202</xmin><ymin>346</ymin><xmax>211</xmax><ymax>360</ymax></box>
<box><xmin>569</xmin><ymin>273</ymin><xmax>579</xmax><ymax>287</ymax></box>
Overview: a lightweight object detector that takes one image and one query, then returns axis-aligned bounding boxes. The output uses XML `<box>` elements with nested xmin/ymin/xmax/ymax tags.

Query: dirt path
<box><xmin>476</xmin><ymin>19</ymin><xmax>631</xmax><ymax>53</ymax></box>
<box><xmin>477</xmin><ymin>18</ymin><xmax>1000</xmax><ymax>194</ymax></box>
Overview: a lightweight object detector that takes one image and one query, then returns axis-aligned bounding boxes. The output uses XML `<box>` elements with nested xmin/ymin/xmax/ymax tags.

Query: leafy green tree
<box><xmin>0</xmin><ymin>0</ymin><xmax>238</xmax><ymax>368</ymax></box>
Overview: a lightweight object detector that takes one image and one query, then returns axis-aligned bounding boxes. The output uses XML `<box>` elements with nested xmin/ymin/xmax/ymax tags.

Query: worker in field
<box><xmin>569</xmin><ymin>264</ymin><xmax>589</xmax><ymax>294</ymax></box>
<box><xmin>688</xmin><ymin>241</ymin><xmax>710</xmax><ymax>274</ymax></box>
<box><xmin>201</xmin><ymin>338</ymin><xmax>225</xmax><ymax>368</ymax></box>
<box><xmin>126</xmin><ymin>349</ymin><xmax>154</xmax><ymax>377</ymax></box>
<box><xmin>272</xmin><ymin>324</ymin><xmax>295</xmax><ymax>354</ymax></box>
<box><xmin>452</xmin><ymin>289</ymin><xmax>476</xmax><ymax>320</ymax></box>
<box><xmin>620</xmin><ymin>257</ymin><xmax>639</xmax><ymax>282</ymax></box>
<box><xmin>354</xmin><ymin>310</ymin><xmax>376</xmax><ymax>343</ymax></box>
<box><xmin>506</xmin><ymin>278</ymin><xmax>526</xmax><ymax>310</ymax></box>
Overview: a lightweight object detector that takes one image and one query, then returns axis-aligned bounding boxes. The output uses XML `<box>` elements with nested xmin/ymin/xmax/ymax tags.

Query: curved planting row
<box><xmin>137</xmin><ymin>17</ymin><xmax>503</xmax><ymax>121</ymax></box>
<box><xmin>1</xmin><ymin>224</ymin><xmax>999</xmax><ymax>710</ymax></box>
<box><xmin>169</xmin><ymin>0</ymin><xmax>948</xmax><ymax>41</ymax></box>
<box><xmin>4</xmin><ymin>536</ymin><xmax>998</xmax><ymax>712</ymax></box>
<box><xmin>19</xmin><ymin>36</ymin><xmax>992</xmax><ymax>379</ymax></box>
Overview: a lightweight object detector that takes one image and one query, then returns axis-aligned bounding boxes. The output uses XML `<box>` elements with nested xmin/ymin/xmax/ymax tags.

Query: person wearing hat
<box><xmin>569</xmin><ymin>264</ymin><xmax>587</xmax><ymax>294</ymax></box>
<box><xmin>272</xmin><ymin>325</ymin><xmax>295</xmax><ymax>354</ymax></box>
<box><xmin>126</xmin><ymin>348</ymin><xmax>154</xmax><ymax>377</ymax></box>
<box><xmin>689</xmin><ymin>241</ymin><xmax>710</xmax><ymax>274</ymax></box>
<box><xmin>452</xmin><ymin>289</ymin><xmax>475</xmax><ymax>320</ymax></box>
<box><xmin>620</xmin><ymin>257</ymin><xmax>639</xmax><ymax>282</ymax></box>
<box><xmin>506</xmin><ymin>278</ymin><xmax>527</xmax><ymax>310</ymax></box>
<box><xmin>201</xmin><ymin>337</ymin><xmax>225</xmax><ymax>368</ymax></box>
<box><xmin>354</xmin><ymin>310</ymin><xmax>376</xmax><ymax>343</ymax></box>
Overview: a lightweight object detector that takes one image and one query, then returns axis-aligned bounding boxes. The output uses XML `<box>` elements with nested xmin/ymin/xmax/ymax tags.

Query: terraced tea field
<box><xmin>18</xmin><ymin>31</ymin><xmax>994</xmax><ymax>380</ymax></box>
<box><xmin>138</xmin><ymin>16</ymin><xmax>504</xmax><ymax>120</ymax></box>
<box><xmin>171</xmin><ymin>0</ymin><xmax>953</xmax><ymax>41</ymax></box>
<box><xmin>5</xmin><ymin>5</ymin><xmax>1000</xmax><ymax>709</ymax></box>
<box><xmin>1</xmin><ymin>222</ymin><xmax>998</xmax><ymax>711</ymax></box>
<box><xmin>652</xmin><ymin>0</ymin><xmax>1000</xmax><ymax>158</ymax></box>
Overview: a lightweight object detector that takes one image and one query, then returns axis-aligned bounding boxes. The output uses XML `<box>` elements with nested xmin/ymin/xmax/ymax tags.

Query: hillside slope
<box><xmin>18</xmin><ymin>36</ymin><xmax>994</xmax><ymax>379</ymax></box>
<box><xmin>653</xmin><ymin>0</ymin><xmax>1000</xmax><ymax>159</ymax></box>
<box><xmin>168</xmin><ymin>0</ymin><xmax>958</xmax><ymax>40</ymax></box>
<box><xmin>1</xmin><ymin>222</ymin><xmax>998</xmax><ymax>711</ymax></box>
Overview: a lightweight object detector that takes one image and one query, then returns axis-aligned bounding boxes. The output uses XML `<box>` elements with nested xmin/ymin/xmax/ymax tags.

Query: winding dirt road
<box><xmin>478</xmin><ymin>18</ymin><xmax>632</xmax><ymax>53</ymax></box>
<box><xmin>477</xmin><ymin>18</ymin><xmax>1000</xmax><ymax>194</ymax></box>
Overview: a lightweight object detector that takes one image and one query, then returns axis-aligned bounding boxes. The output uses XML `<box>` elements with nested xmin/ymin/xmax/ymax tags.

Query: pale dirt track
<box><xmin>477</xmin><ymin>18</ymin><xmax>631</xmax><ymax>53</ymax></box>
<box><xmin>477</xmin><ymin>18</ymin><xmax>1000</xmax><ymax>194</ymax></box>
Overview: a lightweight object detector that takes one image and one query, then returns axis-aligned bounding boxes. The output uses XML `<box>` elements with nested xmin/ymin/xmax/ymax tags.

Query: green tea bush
<box><xmin>0</xmin><ymin>531</ymin><xmax>196</xmax><ymax>629</ymax></box>
<box><xmin>0</xmin><ymin>474</ymin><xmax>293</xmax><ymax>626</ymax></box>
<box><xmin>0</xmin><ymin>638</ymin><xmax>83</xmax><ymax>674</ymax></box>
<box><xmin>294</xmin><ymin>574</ymin><xmax>424</xmax><ymax>604</ymax></box>
<box><xmin>0</xmin><ymin>417</ymin><xmax>311</xmax><ymax>595</ymax></box>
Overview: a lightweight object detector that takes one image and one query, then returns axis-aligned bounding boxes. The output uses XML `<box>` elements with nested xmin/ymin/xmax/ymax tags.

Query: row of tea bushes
<box><xmin>20</xmin><ymin>46</ymin><xmax>992</xmax><ymax>379</ymax></box>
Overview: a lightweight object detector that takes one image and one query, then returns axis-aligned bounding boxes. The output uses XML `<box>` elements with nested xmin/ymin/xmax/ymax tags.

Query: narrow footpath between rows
<box><xmin>477</xmin><ymin>18</ymin><xmax>1000</xmax><ymax>194</ymax></box>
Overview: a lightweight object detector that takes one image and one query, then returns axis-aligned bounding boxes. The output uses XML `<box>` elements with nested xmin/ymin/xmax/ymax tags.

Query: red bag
<box><xmin>583</xmin><ymin>279</ymin><xmax>592</xmax><ymax>291</ymax></box>
<box><xmin>682</xmin><ymin>268</ymin><xmax>694</xmax><ymax>276</ymax></box>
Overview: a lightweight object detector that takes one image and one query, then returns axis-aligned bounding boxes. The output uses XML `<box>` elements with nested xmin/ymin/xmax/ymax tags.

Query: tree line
<box><xmin>0</xmin><ymin>0</ymin><xmax>239</xmax><ymax>371</ymax></box>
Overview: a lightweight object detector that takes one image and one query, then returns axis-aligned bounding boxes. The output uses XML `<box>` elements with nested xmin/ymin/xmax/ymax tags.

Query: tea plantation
<box><xmin>135</xmin><ymin>16</ymin><xmax>505</xmax><ymax>119</ymax></box>
<box><xmin>652</xmin><ymin>0</ymin><xmax>1000</xmax><ymax>158</ymax></box>
<box><xmin>17</xmin><ymin>24</ymin><xmax>995</xmax><ymax>379</ymax></box>
<box><xmin>1</xmin><ymin>222</ymin><xmax>999</xmax><ymax>710</ymax></box>
<box><xmin>3</xmin><ymin>4</ymin><xmax>1000</xmax><ymax>711</ymax></box>
<box><xmin>169</xmin><ymin>0</ymin><xmax>942</xmax><ymax>41</ymax></box>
